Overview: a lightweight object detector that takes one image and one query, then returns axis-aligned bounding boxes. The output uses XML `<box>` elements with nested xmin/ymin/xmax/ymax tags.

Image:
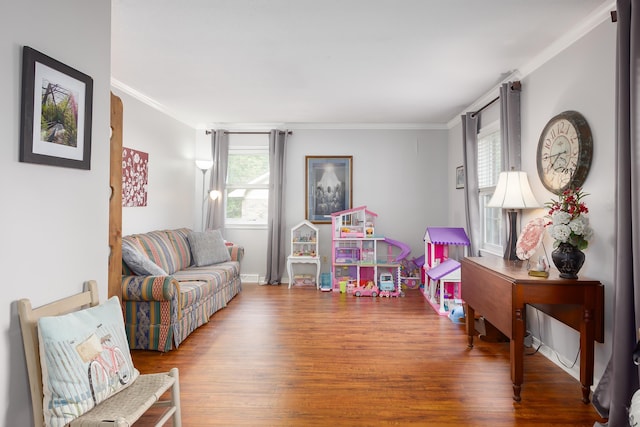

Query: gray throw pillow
<box><xmin>188</xmin><ymin>229</ymin><xmax>231</xmax><ymax>267</ymax></box>
<box><xmin>122</xmin><ymin>240</ymin><xmax>168</xmax><ymax>276</ymax></box>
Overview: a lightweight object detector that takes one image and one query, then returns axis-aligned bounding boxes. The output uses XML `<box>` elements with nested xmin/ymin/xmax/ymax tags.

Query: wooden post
<box><xmin>109</xmin><ymin>93</ymin><xmax>123</xmax><ymax>299</ymax></box>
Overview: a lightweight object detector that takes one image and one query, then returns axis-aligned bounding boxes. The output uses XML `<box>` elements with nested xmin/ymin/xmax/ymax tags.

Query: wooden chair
<box><xmin>18</xmin><ymin>280</ymin><xmax>182</xmax><ymax>427</ymax></box>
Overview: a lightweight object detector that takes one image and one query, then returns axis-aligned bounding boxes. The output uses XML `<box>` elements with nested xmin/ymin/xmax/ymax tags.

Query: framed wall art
<box><xmin>19</xmin><ymin>46</ymin><xmax>93</xmax><ymax>170</ymax></box>
<box><xmin>305</xmin><ymin>156</ymin><xmax>352</xmax><ymax>224</ymax></box>
<box><xmin>456</xmin><ymin>165</ymin><xmax>465</xmax><ymax>189</ymax></box>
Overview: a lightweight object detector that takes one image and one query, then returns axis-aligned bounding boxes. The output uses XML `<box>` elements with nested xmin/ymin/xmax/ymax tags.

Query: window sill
<box><xmin>479</xmin><ymin>247</ymin><xmax>503</xmax><ymax>258</ymax></box>
<box><xmin>224</xmin><ymin>223</ymin><xmax>268</xmax><ymax>231</ymax></box>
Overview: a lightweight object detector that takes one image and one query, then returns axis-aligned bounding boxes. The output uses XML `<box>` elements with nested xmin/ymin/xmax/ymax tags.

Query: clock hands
<box><xmin>546</xmin><ymin>150</ymin><xmax>568</xmax><ymax>173</ymax></box>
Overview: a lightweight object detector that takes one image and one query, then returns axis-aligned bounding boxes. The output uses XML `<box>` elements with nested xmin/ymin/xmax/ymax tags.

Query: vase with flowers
<box><xmin>545</xmin><ymin>187</ymin><xmax>593</xmax><ymax>279</ymax></box>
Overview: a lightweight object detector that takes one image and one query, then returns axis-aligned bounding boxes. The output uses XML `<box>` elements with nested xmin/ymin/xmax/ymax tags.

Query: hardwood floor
<box><xmin>131</xmin><ymin>284</ymin><xmax>606</xmax><ymax>426</ymax></box>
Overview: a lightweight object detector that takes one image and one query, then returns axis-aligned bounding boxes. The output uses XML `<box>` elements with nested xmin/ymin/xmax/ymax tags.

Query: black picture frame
<box><xmin>305</xmin><ymin>156</ymin><xmax>353</xmax><ymax>224</ymax></box>
<box><xmin>456</xmin><ymin>165</ymin><xmax>465</xmax><ymax>189</ymax></box>
<box><xmin>20</xmin><ymin>46</ymin><xmax>93</xmax><ymax>170</ymax></box>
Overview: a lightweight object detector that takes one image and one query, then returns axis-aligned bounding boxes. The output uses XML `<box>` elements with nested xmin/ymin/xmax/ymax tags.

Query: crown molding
<box><xmin>282</xmin><ymin>123</ymin><xmax>446</xmax><ymax>131</ymax></box>
<box><xmin>111</xmin><ymin>77</ymin><xmax>194</xmax><ymax>127</ymax></box>
<box><xmin>446</xmin><ymin>0</ymin><xmax>615</xmax><ymax>130</ymax></box>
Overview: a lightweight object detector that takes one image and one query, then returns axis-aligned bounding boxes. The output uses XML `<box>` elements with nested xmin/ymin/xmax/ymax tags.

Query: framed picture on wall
<box><xmin>305</xmin><ymin>156</ymin><xmax>353</xmax><ymax>224</ymax></box>
<box><xmin>456</xmin><ymin>165</ymin><xmax>465</xmax><ymax>189</ymax></box>
<box><xmin>19</xmin><ymin>46</ymin><xmax>93</xmax><ymax>170</ymax></box>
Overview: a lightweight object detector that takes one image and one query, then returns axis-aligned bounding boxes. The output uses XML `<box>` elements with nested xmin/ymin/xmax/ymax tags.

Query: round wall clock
<box><xmin>536</xmin><ymin>110</ymin><xmax>593</xmax><ymax>194</ymax></box>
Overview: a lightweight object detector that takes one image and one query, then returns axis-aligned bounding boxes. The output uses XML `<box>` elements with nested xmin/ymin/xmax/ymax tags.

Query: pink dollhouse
<box><xmin>330</xmin><ymin>206</ymin><xmax>404</xmax><ymax>297</ymax></box>
<box><xmin>423</xmin><ymin>227</ymin><xmax>470</xmax><ymax>315</ymax></box>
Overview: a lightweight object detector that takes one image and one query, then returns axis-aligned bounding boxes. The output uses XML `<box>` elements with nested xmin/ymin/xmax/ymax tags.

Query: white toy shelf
<box><xmin>287</xmin><ymin>220</ymin><xmax>320</xmax><ymax>288</ymax></box>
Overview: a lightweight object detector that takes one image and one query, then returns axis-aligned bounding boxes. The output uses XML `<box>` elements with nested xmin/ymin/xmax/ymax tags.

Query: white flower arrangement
<box><xmin>545</xmin><ymin>187</ymin><xmax>593</xmax><ymax>250</ymax></box>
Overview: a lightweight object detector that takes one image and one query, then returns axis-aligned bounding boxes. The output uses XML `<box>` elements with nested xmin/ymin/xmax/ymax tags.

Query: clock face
<box><xmin>536</xmin><ymin>111</ymin><xmax>593</xmax><ymax>194</ymax></box>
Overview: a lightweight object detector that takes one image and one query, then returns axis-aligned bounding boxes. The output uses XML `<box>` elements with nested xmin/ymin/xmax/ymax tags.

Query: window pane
<box><xmin>477</xmin><ymin>122</ymin><xmax>502</xmax><ymax>254</ymax></box>
<box><xmin>481</xmin><ymin>193</ymin><xmax>502</xmax><ymax>246</ymax></box>
<box><xmin>225</xmin><ymin>147</ymin><xmax>269</xmax><ymax>226</ymax></box>
<box><xmin>226</xmin><ymin>187</ymin><xmax>268</xmax><ymax>224</ymax></box>
<box><xmin>477</xmin><ymin>130</ymin><xmax>501</xmax><ymax>189</ymax></box>
<box><xmin>227</xmin><ymin>153</ymin><xmax>269</xmax><ymax>186</ymax></box>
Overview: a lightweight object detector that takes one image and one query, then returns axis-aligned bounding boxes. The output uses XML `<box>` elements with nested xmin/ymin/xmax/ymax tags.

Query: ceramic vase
<box><xmin>551</xmin><ymin>242</ymin><xmax>585</xmax><ymax>279</ymax></box>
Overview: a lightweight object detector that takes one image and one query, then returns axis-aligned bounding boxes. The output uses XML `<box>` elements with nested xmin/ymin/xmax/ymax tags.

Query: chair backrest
<box><xmin>18</xmin><ymin>280</ymin><xmax>100</xmax><ymax>427</ymax></box>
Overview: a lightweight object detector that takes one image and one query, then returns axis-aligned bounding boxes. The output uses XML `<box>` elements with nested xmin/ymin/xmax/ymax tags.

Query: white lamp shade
<box><xmin>487</xmin><ymin>171</ymin><xmax>540</xmax><ymax>209</ymax></box>
<box><xmin>209</xmin><ymin>190</ymin><xmax>221</xmax><ymax>201</ymax></box>
<box><xmin>195</xmin><ymin>159</ymin><xmax>214</xmax><ymax>171</ymax></box>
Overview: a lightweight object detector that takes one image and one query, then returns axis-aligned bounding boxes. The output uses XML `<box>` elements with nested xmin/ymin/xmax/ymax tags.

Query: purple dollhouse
<box><xmin>423</xmin><ymin>227</ymin><xmax>470</xmax><ymax>315</ymax></box>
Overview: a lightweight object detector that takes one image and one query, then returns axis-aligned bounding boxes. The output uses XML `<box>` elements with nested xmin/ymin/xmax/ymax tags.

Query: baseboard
<box><xmin>241</xmin><ymin>273</ymin><xmax>260</xmax><ymax>283</ymax></box>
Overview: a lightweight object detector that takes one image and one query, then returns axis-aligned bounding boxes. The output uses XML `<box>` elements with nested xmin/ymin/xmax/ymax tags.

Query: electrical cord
<box><xmin>524</xmin><ymin>307</ymin><xmax>581</xmax><ymax>369</ymax></box>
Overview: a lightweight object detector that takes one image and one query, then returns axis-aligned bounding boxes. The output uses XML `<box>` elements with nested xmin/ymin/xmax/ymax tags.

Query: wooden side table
<box><xmin>461</xmin><ymin>255</ymin><xmax>604</xmax><ymax>403</ymax></box>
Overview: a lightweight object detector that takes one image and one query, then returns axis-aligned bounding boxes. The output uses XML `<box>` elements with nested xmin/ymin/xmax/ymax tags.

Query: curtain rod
<box><xmin>471</xmin><ymin>81</ymin><xmax>521</xmax><ymax>118</ymax></box>
<box><xmin>205</xmin><ymin>130</ymin><xmax>293</xmax><ymax>135</ymax></box>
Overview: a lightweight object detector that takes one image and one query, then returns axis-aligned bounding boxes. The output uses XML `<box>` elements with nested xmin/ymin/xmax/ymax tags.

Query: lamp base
<box><xmin>504</xmin><ymin>210</ymin><xmax>519</xmax><ymax>261</ymax></box>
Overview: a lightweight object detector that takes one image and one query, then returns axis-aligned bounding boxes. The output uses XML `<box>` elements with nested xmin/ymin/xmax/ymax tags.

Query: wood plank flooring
<box><xmin>131</xmin><ymin>284</ymin><xmax>606</xmax><ymax>426</ymax></box>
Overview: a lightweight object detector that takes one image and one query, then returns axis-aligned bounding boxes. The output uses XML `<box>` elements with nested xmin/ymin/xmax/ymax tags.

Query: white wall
<box><xmin>1</xmin><ymin>1</ymin><xmax>111</xmax><ymax>425</ymax></box>
<box><xmin>447</xmin><ymin>20</ymin><xmax>616</xmax><ymax>383</ymax></box>
<box><xmin>112</xmin><ymin>89</ymin><xmax>197</xmax><ymax>236</ymax></box>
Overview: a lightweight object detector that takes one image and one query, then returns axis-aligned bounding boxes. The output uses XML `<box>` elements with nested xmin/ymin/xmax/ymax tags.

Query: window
<box><xmin>477</xmin><ymin>121</ymin><xmax>502</xmax><ymax>255</ymax></box>
<box><xmin>225</xmin><ymin>135</ymin><xmax>269</xmax><ymax>227</ymax></box>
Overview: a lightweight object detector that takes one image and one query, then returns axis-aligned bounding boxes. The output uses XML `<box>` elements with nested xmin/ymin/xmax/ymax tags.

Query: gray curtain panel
<box><xmin>206</xmin><ymin>129</ymin><xmax>229</xmax><ymax>231</ymax></box>
<box><xmin>498</xmin><ymin>82</ymin><xmax>522</xmax><ymax>251</ymax></box>
<box><xmin>500</xmin><ymin>82</ymin><xmax>522</xmax><ymax>172</ymax></box>
<box><xmin>264</xmin><ymin>129</ymin><xmax>288</xmax><ymax>285</ymax></box>
<box><xmin>462</xmin><ymin>82</ymin><xmax>521</xmax><ymax>257</ymax></box>
<box><xmin>462</xmin><ymin>112</ymin><xmax>481</xmax><ymax>256</ymax></box>
<box><xmin>592</xmin><ymin>1</ymin><xmax>640</xmax><ymax>426</ymax></box>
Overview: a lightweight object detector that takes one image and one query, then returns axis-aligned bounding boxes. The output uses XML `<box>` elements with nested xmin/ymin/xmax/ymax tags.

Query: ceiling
<box><xmin>111</xmin><ymin>0</ymin><xmax>613</xmax><ymax>129</ymax></box>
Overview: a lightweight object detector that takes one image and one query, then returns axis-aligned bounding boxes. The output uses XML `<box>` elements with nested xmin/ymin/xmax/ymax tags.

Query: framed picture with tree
<box><xmin>19</xmin><ymin>46</ymin><xmax>93</xmax><ymax>170</ymax></box>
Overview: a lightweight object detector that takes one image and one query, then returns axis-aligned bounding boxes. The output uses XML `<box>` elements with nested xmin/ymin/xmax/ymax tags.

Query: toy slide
<box><xmin>384</xmin><ymin>237</ymin><xmax>411</xmax><ymax>262</ymax></box>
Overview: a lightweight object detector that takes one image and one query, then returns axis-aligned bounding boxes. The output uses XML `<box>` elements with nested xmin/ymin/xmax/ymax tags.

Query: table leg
<box><xmin>579</xmin><ymin>306</ymin><xmax>596</xmax><ymax>403</ymax></box>
<box><xmin>287</xmin><ymin>260</ymin><xmax>293</xmax><ymax>289</ymax></box>
<box><xmin>466</xmin><ymin>304</ymin><xmax>475</xmax><ymax>348</ymax></box>
<box><xmin>511</xmin><ymin>304</ymin><xmax>526</xmax><ymax>402</ymax></box>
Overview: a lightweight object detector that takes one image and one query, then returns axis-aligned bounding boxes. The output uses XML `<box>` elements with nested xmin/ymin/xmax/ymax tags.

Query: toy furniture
<box><xmin>330</xmin><ymin>206</ymin><xmax>404</xmax><ymax>297</ymax></box>
<box><xmin>425</xmin><ymin>258</ymin><xmax>462</xmax><ymax>314</ymax></box>
<box><xmin>18</xmin><ymin>280</ymin><xmax>182</xmax><ymax>427</ymax></box>
<box><xmin>423</xmin><ymin>227</ymin><xmax>470</xmax><ymax>315</ymax></box>
<box><xmin>287</xmin><ymin>220</ymin><xmax>320</xmax><ymax>288</ymax></box>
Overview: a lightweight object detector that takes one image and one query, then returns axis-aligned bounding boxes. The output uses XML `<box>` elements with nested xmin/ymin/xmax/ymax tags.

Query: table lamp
<box><xmin>487</xmin><ymin>171</ymin><xmax>540</xmax><ymax>260</ymax></box>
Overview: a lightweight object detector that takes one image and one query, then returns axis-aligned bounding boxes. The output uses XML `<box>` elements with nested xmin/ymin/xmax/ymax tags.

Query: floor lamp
<box><xmin>195</xmin><ymin>159</ymin><xmax>214</xmax><ymax>231</ymax></box>
<box><xmin>487</xmin><ymin>171</ymin><xmax>540</xmax><ymax>260</ymax></box>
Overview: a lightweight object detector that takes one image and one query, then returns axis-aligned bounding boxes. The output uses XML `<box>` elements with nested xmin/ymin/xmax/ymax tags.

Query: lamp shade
<box><xmin>195</xmin><ymin>159</ymin><xmax>214</xmax><ymax>171</ymax></box>
<box><xmin>487</xmin><ymin>171</ymin><xmax>540</xmax><ymax>209</ymax></box>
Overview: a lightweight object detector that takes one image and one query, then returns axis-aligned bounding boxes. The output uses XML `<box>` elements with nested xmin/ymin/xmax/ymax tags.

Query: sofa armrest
<box><xmin>227</xmin><ymin>244</ymin><xmax>244</xmax><ymax>262</ymax></box>
<box><xmin>121</xmin><ymin>275</ymin><xmax>179</xmax><ymax>302</ymax></box>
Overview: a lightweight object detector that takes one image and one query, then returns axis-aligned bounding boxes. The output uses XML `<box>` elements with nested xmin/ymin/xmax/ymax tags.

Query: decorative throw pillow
<box><xmin>37</xmin><ymin>296</ymin><xmax>140</xmax><ymax>427</ymax></box>
<box><xmin>188</xmin><ymin>229</ymin><xmax>231</xmax><ymax>267</ymax></box>
<box><xmin>122</xmin><ymin>239</ymin><xmax>168</xmax><ymax>276</ymax></box>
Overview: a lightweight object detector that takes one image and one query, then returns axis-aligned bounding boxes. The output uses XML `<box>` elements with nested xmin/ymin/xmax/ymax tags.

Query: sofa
<box><xmin>120</xmin><ymin>228</ymin><xmax>243</xmax><ymax>352</ymax></box>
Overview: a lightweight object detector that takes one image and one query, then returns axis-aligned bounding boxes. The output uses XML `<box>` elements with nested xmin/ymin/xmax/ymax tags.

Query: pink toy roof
<box><xmin>330</xmin><ymin>205</ymin><xmax>378</xmax><ymax>217</ymax></box>
<box><xmin>426</xmin><ymin>259</ymin><xmax>461</xmax><ymax>280</ymax></box>
<box><xmin>424</xmin><ymin>227</ymin><xmax>470</xmax><ymax>245</ymax></box>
